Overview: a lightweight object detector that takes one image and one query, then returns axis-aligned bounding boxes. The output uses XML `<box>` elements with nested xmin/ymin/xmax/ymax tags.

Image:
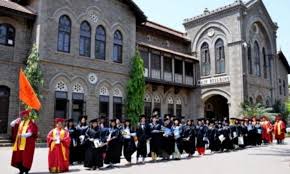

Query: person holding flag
<box><xmin>10</xmin><ymin>69</ymin><xmax>41</xmax><ymax>174</ymax></box>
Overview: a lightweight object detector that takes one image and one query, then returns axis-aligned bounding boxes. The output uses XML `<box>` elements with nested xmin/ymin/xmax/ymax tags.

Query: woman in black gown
<box><xmin>182</xmin><ymin>120</ymin><xmax>196</xmax><ymax>157</ymax></box>
<box><xmin>122</xmin><ymin>119</ymin><xmax>137</xmax><ymax>165</ymax></box>
<box><xmin>136</xmin><ymin>115</ymin><xmax>150</xmax><ymax>163</ymax></box>
<box><xmin>84</xmin><ymin>119</ymin><xmax>104</xmax><ymax>170</ymax></box>
<box><xmin>149</xmin><ymin>115</ymin><xmax>162</xmax><ymax>162</ymax></box>
<box><xmin>66</xmin><ymin>119</ymin><xmax>78</xmax><ymax>165</ymax></box>
<box><xmin>104</xmin><ymin>119</ymin><xmax>122</xmax><ymax>167</ymax></box>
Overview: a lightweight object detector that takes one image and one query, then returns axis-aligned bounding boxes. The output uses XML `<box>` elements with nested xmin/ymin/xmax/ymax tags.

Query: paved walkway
<box><xmin>1</xmin><ymin>139</ymin><xmax>290</xmax><ymax>174</ymax></box>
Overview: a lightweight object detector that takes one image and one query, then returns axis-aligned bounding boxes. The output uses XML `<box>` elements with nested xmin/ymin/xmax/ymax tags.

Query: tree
<box><xmin>24</xmin><ymin>45</ymin><xmax>44</xmax><ymax>119</ymax></box>
<box><xmin>125</xmin><ymin>51</ymin><xmax>145</xmax><ymax>126</ymax></box>
<box><xmin>240</xmin><ymin>101</ymin><xmax>272</xmax><ymax>119</ymax></box>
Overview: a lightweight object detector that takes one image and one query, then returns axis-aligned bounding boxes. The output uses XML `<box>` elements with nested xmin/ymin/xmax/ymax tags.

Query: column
<box><xmin>172</xmin><ymin>58</ymin><xmax>175</xmax><ymax>82</ymax></box>
<box><xmin>182</xmin><ymin>60</ymin><xmax>185</xmax><ymax>84</ymax></box>
<box><xmin>161</xmin><ymin>55</ymin><xmax>164</xmax><ymax>80</ymax></box>
<box><xmin>148</xmin><ymin>51</ymin><xmax>152</xmax><ymax>78</ymax></box>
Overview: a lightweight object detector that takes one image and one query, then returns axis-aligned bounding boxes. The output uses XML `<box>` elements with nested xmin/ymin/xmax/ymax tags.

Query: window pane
<box><xmin>58</xmin><ymin>16</ymin><xmax>71</xmax><ymax>52</ymax></box>
<box><xmin>96</xmin><ymin>40</ymin><xmax>105</xmax><ymax>59</ymax></box>
<box><xmin>80</xmin><ymin>21</ymin><xmax>91</xmax><ymax>57</ymax></box>
<box><xmin>164</xmin><ymin>57</ymin><xmax>172</xmax><ymax>72</ymax></box>
<box><xmin>0</xmin><ymin>25</ymin><xmax>6</xmax><ymax>44</ymax></box>
<box><xmin>175</xmin><ymin>59</ymin><xmax>182</xmax><ymax>74</ymax></box>
<box><xmin>113</xmin><ymin>97</ymin><xmax>123</xmax><ymax>120</ymax></box>
<box><xmin>176</xmin><ymin>104</ymin><xmax>182</xmax><ymax>117</ymax></box>
<box><xmin>140</xmin><ymin>50</ymin><xmax>149</xmax><ymax>68</ymax></box>
<box><xmin>151</xmin><ymin>53</ymin><xmax>161</xmax><ymax>70</ymax></box>
<box><xmin>185</xmin><ymin>62</ymin><xmax>193</xmax><ymax>76</ymax></box>
<box><xmin>144</xmin><ymin>102</ymin><xmax>152</xmax><ymax>117</ymax></box>
<box><xmin>99</xmin><ymin>96</ymin><xmax>109</xmax><ymax>118</ymax></box>
<box><xmin>168</xmin><ymin>104</ymin><xmax>174</xmax><ymax>115</ymax></box>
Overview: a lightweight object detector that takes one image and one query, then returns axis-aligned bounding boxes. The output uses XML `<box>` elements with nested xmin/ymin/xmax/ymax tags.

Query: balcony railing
<box><xmin>185</xmin><ymin>76</ymin><xmax>193</xmax><ymax>85</ymax></box>
<box><xmin>151</xmin><ymin>69</ymin><xmax>161</xmax><ymax>79</ymax></box>
<box><xmin>164</xmin><ymin>72</ymin><xmax>172</xmax><ymax>82</ymax></box>
<box><xmin>175</xmin><ymin>74</ymin><xmax>183</xmax><ymax>84</ymax></box>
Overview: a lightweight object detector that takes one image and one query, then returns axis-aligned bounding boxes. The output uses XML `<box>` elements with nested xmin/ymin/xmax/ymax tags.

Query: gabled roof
<box><xmin>245</xmin><ymin>0</ymin><xmax>278</xmax><ymax>29</ymax></box>
<box><xmin>141</xmin><ymin>21</ymin><xmax>191</xmax><ymax>42</ymax></box>
<box><xmin>0</xmin><ymin>0</ymin><xmax>36</xmax><ymax>16</ymax></box>
<box><xmin>119</xmin><ymin>0</ymin><xmax>147</xmax><ymax>24</ymax></box>
<box><xmin>277</xmin><ymin>51</ymin><xmax>290</xmax><ymax>74</ymax></box>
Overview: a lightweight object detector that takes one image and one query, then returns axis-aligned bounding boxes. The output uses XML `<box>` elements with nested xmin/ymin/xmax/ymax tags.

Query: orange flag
<box><xmin>19</xmin><ymin>69</ymin><xmax>41</xmax><ymax>111</ymax></box>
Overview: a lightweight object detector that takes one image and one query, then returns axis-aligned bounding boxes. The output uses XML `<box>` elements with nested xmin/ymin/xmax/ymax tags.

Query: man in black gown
<box><xmin>136</xmin><ymin>115</ymin><xmax>150</xmax><ymax>163</ymax></box>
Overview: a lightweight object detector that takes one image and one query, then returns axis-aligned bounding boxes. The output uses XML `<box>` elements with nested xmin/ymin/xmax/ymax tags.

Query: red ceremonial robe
<box><xmin>262</xmin><ymin>121</ymin><xmax>273</xmax><ymax>143</ymax></box>
<box><xmin>11</xmin><ymin>119</ymin><xmax>38</xmax><ymax>171</ymax></box>
<box><xmin>47</xmin><ymin>128</ymin><xmax>71</xmax><ymax>173</ymax></box>
<box><xmin>274</xmin><ymin>120</ymin><xmax>286</xmax><ymax>140</ymax></box>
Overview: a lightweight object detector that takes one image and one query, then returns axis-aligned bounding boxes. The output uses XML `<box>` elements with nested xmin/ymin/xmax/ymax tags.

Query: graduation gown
<box><xmin>220</xmin><ymin>126</ymin><xmax>232</xmax><ymax>151</ymax></box>
<box><xmin>181</xmin><ymin>125</ymin><xmax>196</xmax><ymax>155</ymax></box>
<box><xmin>67</xmin><ymin>126</ymin><xmax>78</xmax><ymax>164</ymax></box>
<box><xmin>207</xmin><ymin>127</ymin><xmax>218</xmax><ymax>151</ymax></box>
<box><xmin>104</xmin><ymin>127</ymin><xmax>122</xmax><ymax>164</ymax></box>
<box><xmin>84</xmin><ymin>127</ymin><xmax>104</xmax><ymax>168</ymax></box>
<box><xmin>274</xmin><ymin>120</ymin><xmax>286</xmax><ymax>140</ymax></box>
<box><xmin>47</xmin><ymin>128</ymin><xmax>71</xmax><ymax>173</ymax></box>
<box><xmin>229</xmin><ymin>125</ymin><xmax>239</xmax><ymax>146</ymax></box>
<box><xmin>122</xmin><ymin>127</ymin><xmax>137</xmax><ymax>163</ymax></box>
<box><xmin>136</xmin><ymin>123</ymin><xmax>150</xmax><ymax>158</ymax></box>
<box><xmin>76</xmin><ymin>124</ymin><xmax>88</xmax><ymax>162</ymax></box>
<box><xmin>262</xmin><ymin>121</ymin><xmax>273</xmax><ymax>143</ymax></box>
<box><xmin>161</xmin><ymin>126</ymin><xmax>174</xmax><ymax>157</ymax></box>
<box><xmin>149</xmin><ymin>123</ymin><xmax>162</xmax><ymax>155</ymax></box>
<box><xmin>11</xmin><ymin>119</ymin><xmax>38</xmax><ymax>172</ymax></box>
<box><xmin>172</xmin><ymin>125</ymin><xmax>183</xmax><ymax>158</ymax></box>
<box><xmin>196</xmin><ymin>125</ymin><xmax>207</xmax><ymax>148</ymax></box>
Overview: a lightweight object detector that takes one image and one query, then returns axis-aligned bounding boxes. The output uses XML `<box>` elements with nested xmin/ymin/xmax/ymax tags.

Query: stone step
<box><xmin>0</xmin><ymin>139</ymin><xmax>11</xmax><ymax>144</ymax></box>
<box><xmin>0</xmin><ymin>142</ymin><xmax>47</xmax><ymax>148</ymax></box>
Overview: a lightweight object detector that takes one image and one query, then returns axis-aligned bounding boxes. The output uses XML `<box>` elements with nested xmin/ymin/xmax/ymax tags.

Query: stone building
<box><xmin>0</xmin><ymin>0</ymin><xmax>289</xmax><ymax>137</ymax></box>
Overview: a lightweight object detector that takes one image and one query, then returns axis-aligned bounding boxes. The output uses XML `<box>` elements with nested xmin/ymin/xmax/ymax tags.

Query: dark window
<box><xmin>54</xmin><ymin>91</ymin><xmax>68</xmax><ymax>119</ymax></box>
<box><xmin>164</xmin><ymin>56</ymin><xmax>172</xmax><ymax>72</ymax></box>
<box><xmin>185</xmin><ymin>62</ymin><xmax>193</xmax><ymax>76</ymax></box>
<box><xmin>248</xmin><ymin>45</ymin><xmax>253</xmax><ymax>74</ymax></box>
<box><xmin>151</xmin><ymin>53</ymin><xmax>161</xmax><ymax>70</ymax></box>
<box><xmin>176</xmin><ymin>104</ymin><xmax>182</xmax><ymax>117</ymax></box>
<box><xmin>263</xmin><ymin>48</ymin><xmax>267</xmax><ymax>79</ymax></box>
<box><xmin>95</xmin><ymin>25</ymin><xmax>106</xmax><ymax>60</ymax></box>
<box><xmin>168</xmin><ymin>104</ymin><xmax>174</xmax><ymax>115</ymax></box>
<box><xmin>0</xmin><ymin>24</ymin><xmax>15</xmax><ymax>46</ymax></box>
<box><xmin>72</xmin><ymin>93</ymin><xmax>85</xmax><ymax>122</ymax></box>
<box><xmin>99</xmin><ymin>95</ymin><xmax>109</xmax><ymax>118</ymax></box>
<box><xmin>254</xmin><ymin>41</ymin><xmax>261</xmax><ymax>76</ymax></box>
<box><xmin>215</xmin><ymin>39</ymin><xmax>225</xmax><ymax>74</ymax></box>
<box><xmin>79</xmin><ymin>21</ymin><xmax>91</xmax><ymax>57</ymax></box>
<box><xmin>175</xmin><ymin>59</ymin><xmax>183</xmax><ymax>74</ymax></box>
<box><xmin>201</xmin><ymin>42</ymin><xmax>210</xmax><ymax>76</ymax></box>
<box><xmin>144</xmin><ymin>102</ymin><xmax>152</xmax><ymax>118</ymax></box>
<box><xmin>113</xmin><ymin>30</ymin><xmax>123</xmax><ymax>63</ymax></box>
<box><xmin>153</xmin><ymin>103</ymin><xmax>161</xmax><ymax>117</ymax></box>
<box><xmin>283</xmin><ymin>80</ymin><xmax>286</xmax><ymax>96</ymax></box>
<box><xmin>113</xmin><ymin>97</ymin><xmax>123</xmax><ymax>120</ymax></box>
<box><xmin>57</xmin><ymin>15</ymin><xmax>71</xmax><ymax>53</ymax></box>
<box><xmin>140</xmin><ymin>50</ymin><xmax>149</xmax><ymax>69</ymax></box>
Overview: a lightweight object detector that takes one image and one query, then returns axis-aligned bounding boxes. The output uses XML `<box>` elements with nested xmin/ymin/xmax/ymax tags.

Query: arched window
<box><xmin>256</xmin><ymin>95</ymin><xmax>263</xmax><ymax>104</ymax></box>
<box><xmin>254</xmin><ymin>41</ymin><xmax>261</xmax><ymax>77</ymax></box>
<box><xmin>0</xmin><ymin>24</ymin><xmax>15</xmax><ymax>46</ymax></box>
<box><xmin>201</xmin><ymin>42</ymin><xmax>210</xmax><ymax>76</ymax></box>
<box><xmin>79</xmin><ymin>21</ymin><xmax>91</xmax><ymax>57</ymax></box>
<box><xmin>113</xmin><ymin>30</ymin><xmax>123</xmax><ymax>63</ymax></box>
<box><xmin>57</xmin><ymin>15</ymin><xmax>71</xmax><ymax>52</ymax></box>
<box><xmin>248</xmin><ymin>44</ymin><xmax>253</xmax><ymax>74</ymax></box>
<box><xmin>95</xmin><ymin>25</ymin><xmax>106</xmax><ymax>60</ymax></box>
<box><xmin>215</xmin><ymin>39</ymin><xmax>225</xmax><ymax>74</ymax></box>
<box><xmin>262</xmin><ymin>47</ymin><xmax>267</xmax><ymax>79</ymax></box>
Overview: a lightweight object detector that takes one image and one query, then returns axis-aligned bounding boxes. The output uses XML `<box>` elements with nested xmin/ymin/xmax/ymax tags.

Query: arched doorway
<box><xmin>0</xmin><ymin>86</ymin><xmax>10</xmax><ymax>134</ymax></box>
<box><xmin>204</xmin><ymin>95</ymin><xmax>229</xmax><ymax>121</ymax></box>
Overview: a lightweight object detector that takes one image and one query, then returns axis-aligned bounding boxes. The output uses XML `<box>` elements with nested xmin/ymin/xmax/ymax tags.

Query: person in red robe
<box><xmin>11</xmin><ymin>110</ymin><xmax>38</xmax><ymax>174</ymax></box>
<box><xmin>273</xmin><ymin>115</ymin><xmax>286</xmax><ymax>144</ymax></box>
<box><xmin>261</xmin><ymin>116</ymin><xmax>273</xmax><ymax>144</ymax></box>
<box><xmin>47</xmin><ymin>118</ymin><xmax>71</xmax><ymax>173</ymax></box>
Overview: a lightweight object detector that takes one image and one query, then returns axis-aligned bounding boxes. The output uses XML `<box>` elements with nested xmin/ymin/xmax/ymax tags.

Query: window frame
<box><xmin>95</xmin><ymin>25</ymin><xmax>106</xmax><ymax>60</ymax></box>
<box><xmin>79</xmin><ymin>21</ymin><xmax>91</xmax><ymax>57</ymax></box>
<box><xmin>113</xmin><ymin>30</ymin><xmax>123</xmax><ymax>63</ymax></box>
<box><xmin>0</xmin><ymin>23</ymin><xmax>15</xmax><ymax>47</ymax></box>
<box><xmin>57</xmin><ymin>15</ymin><xmax>71</xmax><ymax>53</ymax></box>
<box><xmin>201</xmin><ymin>42</ymin><xmax>211</xmax><ymax>76</ymax></box>
<box><xmin>215</xmin><ymin>39</ymin><xmax>225</xmax><ymax>74</ymax></box>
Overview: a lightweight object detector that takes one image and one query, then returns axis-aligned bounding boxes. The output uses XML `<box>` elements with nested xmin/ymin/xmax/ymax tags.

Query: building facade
<box><xmin>0</xmin><ymin>0</ymin><xmax>289</xmax><ymax>137</ymax></box>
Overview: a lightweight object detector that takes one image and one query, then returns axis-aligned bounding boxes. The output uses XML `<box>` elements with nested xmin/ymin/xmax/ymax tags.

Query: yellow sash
<box><xmin>50</xmin><ymin>128</ymin><xmax>67</xmax><ymax>161</ymax></box>
<box><xmin>13</xmin><ymin>120</ymin><xmax>29</xmax><ymax>151</ymax></box>
<box><xmin>277</xmin><ymin>121</ymin><xmax>282</xmax><ymax>135</ymax></box>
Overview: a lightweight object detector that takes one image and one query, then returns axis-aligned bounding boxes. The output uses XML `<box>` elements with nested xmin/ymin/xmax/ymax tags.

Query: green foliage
<box><xmin>125</xmin><ymin>51</ymin><xmax>146</xmax><ymax>126</ymax></box>
<box><xmin>24</xmin><ymin>45</ymin><xmax>43</xmax><ymax>119</ymax></box>
<box><xmin>240</xmin><ymin>101</ymin><xmax>272</xmax><ymax>118</ymax></box>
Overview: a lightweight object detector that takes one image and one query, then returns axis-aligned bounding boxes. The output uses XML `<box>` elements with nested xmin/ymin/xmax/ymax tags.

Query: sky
<box><xmin>133</xmin><ymin>0</ymin><xmax>290</xmax><ymax>64</ymax></box>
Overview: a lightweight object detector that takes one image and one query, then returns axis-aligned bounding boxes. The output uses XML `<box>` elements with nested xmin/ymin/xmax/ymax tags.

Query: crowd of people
<box><xmin>10</xmin><ymin>110</ymin><xmax>287</xmax><ymax>174</ymax></box>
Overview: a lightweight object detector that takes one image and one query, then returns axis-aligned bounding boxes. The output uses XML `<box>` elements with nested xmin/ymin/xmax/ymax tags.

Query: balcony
<box><xmin>175</xmin><ymin>74</ymin><xmax>183</xmax><ymax>84</ymax></box>
<box><xmin>185</xmin><ymin>76</ymin><xmax>194</xmax><ymax>85</ymax></box>
<box><xmin>144</xmin><ymin>68</ymin><xmax>149</xmax><ymax>77</ymax></box>
<box><xmin>164</xmin><ymin>72</ymin><xmax>173</xmax><ymax>82</ymax></box>
<box><xmin>151</xmin><ymin>69</ymin><xmax>161</xmax><ymax>79</ymax></box>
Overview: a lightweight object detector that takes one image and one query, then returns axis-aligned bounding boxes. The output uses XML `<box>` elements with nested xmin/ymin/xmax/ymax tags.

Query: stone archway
<box><xmin>0</xmin><ymin>86</ymin><xmax>10</xmax><ymax>134</ymax></box>
<box><xmin>204</xmin><ymin>94</ymin><xmax>229</xmax><ymax>121</ymax></box>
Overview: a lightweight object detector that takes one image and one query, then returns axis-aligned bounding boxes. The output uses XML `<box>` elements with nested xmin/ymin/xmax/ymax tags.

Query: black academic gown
<box><xmin>67</xmin><ymin>126</ymin><xmax>79</xmax><ymax>164</ymax></box>
<box><xmin>221</xmin><ymin>126</ymin><xmax>233</xmax><ymax>151</ymax></box>
<box><xmin>230</xmin><ymin>125</ymin><xmax>239</xmax><ymax>147</ymax></box>
<box><xmin>181</xmin><ymin>125</ymin><xmax>196</xmax><ymax>155</ymax></box>
<box><xmin>207</xmin><ymin>127</ymin><xmax>218</xmax><ymax>151</ymax></box>
<box><xmin>136</xmin><ymin>123</ymin><xmax>150</xmax><ymax>158</ymax></box>
<box><xmin>255</xmin><ymin>124</ymin><xmax>262</xmax><ymax>145</ymax></box>
<box><xmin>84</xmin><ymin>127</ymin><xmax>104</xmax><ymax>168</ymax></box>
<box><xmin>104</xmin><ymin>127</ymin><xmax>122</xmax><ymax>164</ymax></box>
<box><xmin>122</xmin><ymin>127</ymin><xmax>137</xmax><ymax>163</ymax></box>
<box><xmin>196</xmin><ymin>125</ymin><xmax>207</xmax><ymax>148</ymax></box>
<box><xmin>149</xmin><ymin>123</ymin><xmax>162</xmax><ymax>155</ymax></box>
<box><xmin>161</xmin><ymin>126</ymin><xmax>174</xmax><ymax>157</ymax></box>
<box><xmin>76</xmin><ymin>124</ymin><xmax>89</xmax><ymax>162</ymax></box>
